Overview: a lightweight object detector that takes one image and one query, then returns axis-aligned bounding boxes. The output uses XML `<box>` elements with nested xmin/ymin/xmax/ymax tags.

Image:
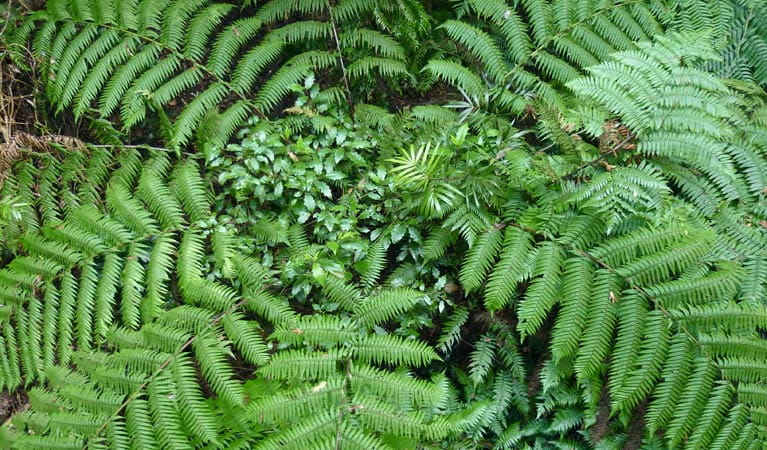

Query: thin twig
<box><xmin>0</xmin><ymin>0</ymin><xmax>13</xmax><ymax>39</ymax></box>
<box><xmin>326</xmin><ymin>1</ymin><xmax>354</xmax><ymax>118</ymax></box>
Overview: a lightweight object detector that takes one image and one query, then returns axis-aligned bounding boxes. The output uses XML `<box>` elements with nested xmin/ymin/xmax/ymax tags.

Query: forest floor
<box><xmin>0</xmin><ymin>389</ymin><xmax>27</xmax><ymax>425</ymax></box>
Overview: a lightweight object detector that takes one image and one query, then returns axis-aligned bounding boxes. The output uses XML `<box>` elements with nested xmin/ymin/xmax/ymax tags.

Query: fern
<box><xmin>15</xmin><ymin>0</ymin><xmax>414</xmax><ymax>149</ymax></box>
<box><xmin>421</xmin><ymin>207</ymin><xmax>767</xmax><ymax>447</ymax></box>
<box><xmin>426</xmin><ymin>0</ymin><xmax>665</xmax><ymax>120</ymax></box>
<box><xmin>516</xmin><ymin>241</ymin><xmax>564</xmax><ymax>338</ymax></box>
<box><xmin>459</xmin><ymin>228</ymin><xmax>503</xmax><ymax>294</ymax></box>
<box><xmin>0</xmin><ymin>146</ymin><xmax>455</xmax><ymax>448</ymax></box>
<box><xmin>388</xmin><ymin>33</ymin><xmax>767</xmax><ymax>446</ymax></box>
<box><xmin>249</xmin><ymin>283</ymin><xmax>450</xmax><ymax>445</ymax></box>
<box><xmin>437</xmin><ymin>307</ymin><xmax>469</xmax><ymax>354</ymax></box>
<box><xmin>568</xmin><ymin>33</ymin><xmax>765</xmax><ymax>212</ymax></box>
<box><xmin>6</xmin><ymin>1</ymin><xmax>767</xmax><ymax>447</ymax></box>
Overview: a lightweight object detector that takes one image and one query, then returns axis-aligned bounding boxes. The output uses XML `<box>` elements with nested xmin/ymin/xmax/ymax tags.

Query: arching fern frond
<box><xmin>0</xmin><ymin>147</ymin><xmax>455</xmax><ymax>448</ymax></box>
<box><xmin>17</xmin><ymin>0</ymin><xmax>414</xmax><ymax>149</ymax></box>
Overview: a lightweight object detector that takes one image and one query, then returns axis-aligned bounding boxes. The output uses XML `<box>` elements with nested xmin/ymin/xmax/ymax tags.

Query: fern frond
<box><xmin>254</xmin><ymin>63</ymin><xmax>313</xmax><ymax>112</ymax></box>
<box><xmin>353</xmin><ymin>334</ymin><xmax>439</xmax><ymax>367</ymax></box>
<box><xmin>20</xmin><ymin>234</ymin><xmax>81</xmax><ymax>267</ymax></box>
<box><xmin>350</xmin><ymin>364</ymin><xmax>444</xmax><ymax>407</ymax></box>
<box><xmin>710</xmin><ymin>403</ymin><xmax>749</xmax><ymax>450</ymax></box>
<box><xmin>550</xmin><ymin>257</ymin><xmax>592</xmax><ymax>361</ymax></box>
<box><xmin>98</xmin><ymin>45</ymin><xmax>160</xmax><ymax>117</ymax></box>
<box><xmin>341</xmin><ymin>28</ymin><xmax>405</xmax><ymax>60</ymax></box>
<box><xmin>573</xmin><ymin>270</ymin><xmax>619</xmax><ymax>382</ymax></box>
<box><xmin>246</xmin><ymin>290</ymin><xmax>298</xmax><ymax>326</ymax></box>
<box><xmin>484</xmin><ymin>227</ymin><xmax>533</xmax><ymax>311</ymax></box>
<box><xmin>671</xmin><ymin>302</ymin><xmax>767</xmax><ymax>331</ymax></box>
<box><xmin>193</xmin><ymin>332</ymin><xmax>246</xmax><ymax>406</ymax></box>
<box><xmin>645</xmin><ymin>333</ymin><xmax>695</xmax><ymax>434</ymax></box>
<box><xmin>182</xmin><ymin>278</ymin><xmax>238</xmax><ymax>312</ymax></box>
<box><xmin>612</xmin><ymin>310</ymin><xmax>670</xmax><ymax>413</ymax></box>
<box><xmin>222</xmin><ymin>313</ymin><xmax>270</xmax><ymax>366</ymax></box>
<box><xmin>251</xmin><ymin>218</ymin><xmax>289</xmax><ymax>245</ymax></box>
<box><xmin>255</xmin><ymin>0</ymin><xmax>328</xmax><ymax>23</ymax></box>
<box><xmin>106</xmin><ymin>182</ymin><xmax>160</xmax><ymax>237</ymax></box>
<box><xmin>357</xmin><ymin>239</ymin><xmax>386</xmax><ymax>289</ymax></box>
<box><xmin>665</xmin><ymin>357</ymin><xmax>717</xmax><ymax>447</ymax></box>
<box><xmin>459</xmin><ymin>229</ymin><xmax>503</xmax><ymax>294</ymax></box>
<box><xmin>232</xmin><ymin>40</ymin><xmax>286</xmax><ymax>95</ymax></box>
<box><xmin>437</xmin><ymin>307</ymin><xmax>469</xmax><ymax>354</ymax></box>
<box><xmin>172</xmin><ymin>161</ymin><xmax>211</xmax><ymax>224</ymax></box>
<box><xmin>171</xmin><ymin>82</ymin><xmax>229</xmax><ymax>149</ymax></box>
<box><xmin>422</xmin><ymin>227</ymin><xmax>456</xmax><ymax>262</ymax></box>
<box><xmin>58</xmin><ymin>30</ymin><xmax>121</xmax><ymax>112</ymax></box>
<box><xmin>259</xmin><ymin>349</ymin><xmax>344</xmax><ymax>381</ymax></box>
<box><xmin>353</xmin><ymin>288</ymin><xmax>424</xmax><ymax>327</ymax></box>
<box><xmin>439</xmin><ymin>20</ymin><xmax>506</xmax><ymax>83</ymax></box>
<box><xmin>254</xmin><ymin>409</ymin><xmax>337</xmax><ymax>450</ymax></box>
<box><xmin>410</xmin><ymin>105</ymin><xmax>459</xmax><ymax>125</ymax></box>
<box><xmin>424</xmin><ymin>60</ymin><xmax>486</xmax><ymax>97</ymax></box>
<box><xmin>208</xmin><ymin>17</ymin><xmax>264</xmax><ymax>77</ymax></box>
<box><xmin>468</xmin><ymin>333</ymin><xmax>496</xmax><ymax>385</ymax></box>
<box><xmin>136</xmin><ymin>167</ymin><xmax>185</xmax><ymax>230</ymax></box>
<box><xmin>517</xmin><ymin>241</ymin><xmax>564</xmax><ymax>337</ymax></box>
<box><xmin>686</xmin><ymin>381</ymin><xmax>735</xmax><ymax>449</ymax></box>
<box><xmin>93</xmin><ymin>253</ymin><xmax>123</xmax><ymax>341</ymax></box>
<box><xmin>322</xmin><ymin>276</ymin><xmax>362</xmax><ymax>311</ymax></box>
<box><xmin>247</xmin><ymin>378</ymin><xmax>344</xmax><ymax>423</ymax></box>
<box><xmin>353</xmin><ymin>393</ymin><xmax>427</xmax><ymax>438</ymax></box>
<box><xmin>270</xmin><ymin>314</ymin><xmax>354</xmax><ymax>347</ymax></box>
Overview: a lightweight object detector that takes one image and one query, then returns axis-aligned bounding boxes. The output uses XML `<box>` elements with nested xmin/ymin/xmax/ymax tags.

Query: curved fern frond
<box><xmin>18</xmin><ymin>0</ymin><xmax>419</xmax><ymax>148</ymax></box>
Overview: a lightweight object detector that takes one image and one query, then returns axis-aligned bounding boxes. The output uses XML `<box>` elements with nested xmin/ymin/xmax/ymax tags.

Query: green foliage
<box><xmin>11</xmin><ymin>0</ymin><xmax>426</xmax><ymax>150</ymax></box>
<box><xmin>252</xmin><ymin>298</ymin><xmax>452</xmax><ymax>447</ymax></box>
<box><xmin>0</xmin><ymin>147</ymin><xmax>454</xmax><ymax>448</ymax></box>
<box><xmin>424</xmin><ymin>0</ymin><xmax>659</xmax><ymax>122</ymax></box>
<box><xmin>423</xmin><ymin>0</ymin><xmax>766</xmax><ymax>132</ymax></box>
<box><xmin>703</xmin><ymin>2</ymin><xmax>767</xmax><ymax>87</ymax></box>
<box><xmin>389</xmin><ymin>33</ymin><xmax>767</xmax><ymax>447</ymax></box>
<box><xmin>569</xmin><ymin>35</ymin><xmax>753</xmax><ymax>196</ymax></box>
<box><xmin>5</xmin><ymin>0</ymin><xmax>767</xmax><ymax>448</ymax></box>
<box><xmin>206</xmin><ymin>86</ymin><xmax>459</xmax><ymax>313</ymax></box>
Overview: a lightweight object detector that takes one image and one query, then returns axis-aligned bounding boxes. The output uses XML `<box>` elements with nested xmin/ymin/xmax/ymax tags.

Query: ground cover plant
<box><xmin>1</xmin><ymin>0</ymin><xmax>767</xmax><ymax>448</ymax></box>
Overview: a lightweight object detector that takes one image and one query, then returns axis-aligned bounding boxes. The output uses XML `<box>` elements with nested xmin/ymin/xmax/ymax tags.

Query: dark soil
<box><xmin>0</xmin><ymin>388</ymin><xmax>28</xmax><ymax>425</ymax></box>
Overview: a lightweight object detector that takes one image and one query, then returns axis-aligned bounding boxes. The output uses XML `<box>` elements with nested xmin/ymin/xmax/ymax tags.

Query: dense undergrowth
<box><xmin>1</xmin><ymin>0</ymin><xmax>767</xmax><ymax>448</ymax></box>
